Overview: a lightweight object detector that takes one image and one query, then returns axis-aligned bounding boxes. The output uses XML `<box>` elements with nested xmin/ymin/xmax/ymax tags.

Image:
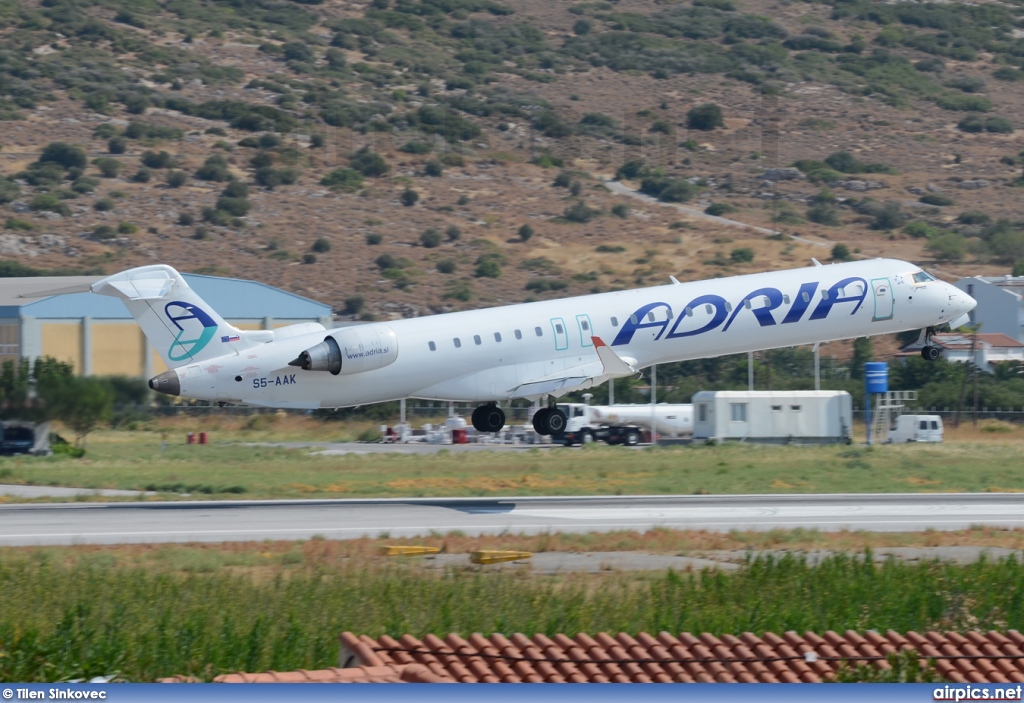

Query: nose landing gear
<box><xmin>471</xmin><ymin>403</ymin><xmax>505</xmax><ymax>433</ymax></box>
<box><xmin>918</xmin><ymin>326</ymin><xmax>941</xmax><ymax>361</ymax></box>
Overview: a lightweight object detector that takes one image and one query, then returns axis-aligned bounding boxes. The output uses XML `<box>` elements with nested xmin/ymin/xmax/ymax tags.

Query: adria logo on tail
<box><xmin>165</xmin><ymin>301</ymin><xmax>218</xmax><ymax>361</ymax></box>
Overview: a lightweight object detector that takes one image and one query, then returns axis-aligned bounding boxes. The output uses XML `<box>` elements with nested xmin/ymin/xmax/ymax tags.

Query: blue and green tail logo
<box><xmin>165</xmin><ymin>301</ymin><xmax>218</xmax><ymax>362</ymax></box>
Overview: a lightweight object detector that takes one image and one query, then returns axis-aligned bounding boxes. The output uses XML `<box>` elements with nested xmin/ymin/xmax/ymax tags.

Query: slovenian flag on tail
<box><xmin>221</xmin><ymin>334</ymin><xmax>240</xmax><ymax>343</ymax></box>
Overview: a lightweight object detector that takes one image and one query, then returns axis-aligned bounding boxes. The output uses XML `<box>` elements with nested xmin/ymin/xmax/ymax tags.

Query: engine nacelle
<box><xmin>289</xmin><ymin>325</ymin><xmax>398</xmax><ymax>376</ymax></box>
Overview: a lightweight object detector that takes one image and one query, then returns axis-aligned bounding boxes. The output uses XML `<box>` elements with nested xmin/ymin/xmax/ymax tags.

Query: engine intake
<box><xmin>289</xmin><ymin>326</ymin><xmax>398</xmax><ymax>376</ymax></box>
<box><xmin>289</xmin><ymin>336</ymin><xmax>342</xmax><ymax>375</ymax></box>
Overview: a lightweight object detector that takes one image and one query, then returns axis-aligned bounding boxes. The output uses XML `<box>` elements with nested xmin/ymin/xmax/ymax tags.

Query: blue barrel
<box><xmin>865</xmin><ymin>361</ymin><xmax>889</xmax><ymax>394</ymax></box>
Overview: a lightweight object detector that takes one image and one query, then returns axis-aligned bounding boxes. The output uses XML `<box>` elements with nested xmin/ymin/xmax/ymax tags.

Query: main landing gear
<box><xmin>532</xmin><ymin>405</ymin><xmax>567</xmax><ymax>438</ymax></box>
<box><xmin>471</xmin><ymin>403</ymin><xmax>505</xmax><ymax>433</ymax></box>
<box><xmin>919</xmin><ymin>326</ymin><xmax>941</xmax><ymax>361</ymax></box>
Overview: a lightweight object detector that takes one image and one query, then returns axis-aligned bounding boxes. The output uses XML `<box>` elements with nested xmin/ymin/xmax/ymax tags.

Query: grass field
<box><xmin>2</xmin><ymin>417</ymin><xmax>1024</xmax><ymax>501</ymax></box>
<box><xmin>1</xmin><ymin>538</ymin><xmax>1023</xmax><ymax>682</ymax></box>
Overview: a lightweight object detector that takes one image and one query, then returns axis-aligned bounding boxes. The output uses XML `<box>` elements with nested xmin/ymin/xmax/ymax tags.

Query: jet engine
<box><xmin>289</xmin><ymin>325</ymin><xmax>398</xmax><ymax>376</ymax></box>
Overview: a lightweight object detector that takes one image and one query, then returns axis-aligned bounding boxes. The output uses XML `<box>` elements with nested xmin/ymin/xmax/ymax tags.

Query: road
<box><xmin>2</xmin><ymin>493</ymin><xmax>1024</xmax><ymax>546</ymax></box>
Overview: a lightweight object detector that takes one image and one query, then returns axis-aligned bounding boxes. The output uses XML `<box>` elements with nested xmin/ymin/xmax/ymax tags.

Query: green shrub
<box><xmin>474</xmin><ymin>257</ymin><xmax>502</xmax><ymax>278</ymax></box>
<box><xmin>446</xmin><ymin>225</ymin><xmax>461</xmax><ymax>242</ymax></box>
<box><xmin>132</xmin><ymin>167</ymin><xmax>152</xmax><ymax>183</ymax></box>
<box><xmin>424</xmin><ymin>160</ymin><xmax>443</xmax><ymax>177</ymax></box>
<box><xmin>195</xmin><ymin>155</ymin><xmax>231</xmax><ymax>182</ymax></box>
<box><xmin>117</xmin><ymin>222</ymin><xmax>138</xmax><ymax>235</ymax></box>
<box><xmin>94</xmin><ymin>158</ymin><xmax>123</xmax><ymax>178</ymax></box>
<box><xmin>831</xmin><ymin>243</ymin><xmax>851</xmax><ymax>260</ymax></box>
<box><xmin>957</xmin><ymin>210</ymin><xmax>990</xmax><ymax>225</ymax></box>
<box><xmin>312</xmin><ymin>238</ymin><xmax>331</xmax><ymax>253</ymax></box>
<box><xmin>926</xmin><ymin>232</ymin><xmax>966</xmax><ymax>261</ymax></box>
<box><xmin>730</xmin><ymin>247</ymin><xmax>754</xmax><ymax>263</ymax></box>
<box><xmin>29</xmin><ymin>194</ymin><xmax>69</xmax><ymax>216</ymax></box>
<box><xmin>420</xmin><ymin>228</ymin><xmax>442</xmax><ymax>248</ymax></box>
<box><xmin>92</xmin><ymin>224</ymin><xmax>116</xmax><ymax>240</ymax></box>
<box><xmin>704</xmin><ymin>203</ymin><xmax>736</xmax><ymax>217</ymax></box>
<box><xmin>903</xmin><ymin>221</ymin><xmax>943</xmax><ymax>239</ymax></box>
<box><xmin>93</xmin><ymin>198</ymin><xmax>115</xmax><ymax>212</ymax></box>
<box><xmin>400</xmin><ymin>189</ymin><xmax>419</xmax><ymax>207</ymax></box>
<box><xmin>215</xmin><ymin>197</ymin><xmax>251</xmax><ymax>217</ymax></box>
<box><xmin>39</xmin><ymin>142</ymin><xmax>87</xmax><ymax>170</ymax></box>
<box><xmin>350</xmin><ymin>147</ymin><xmax>390</xmax><ymax>177</ymax></box>
<box><xmin>166</xmin><ymin>170</ymin><xmax>188</xmax><ymax>188</ymax></box>
<box><xmin>518</xmin><ymin>224</ymin><xmax>534</xmax><ymax>241</ymax></box>
<box><xmin>141</xmin><ymin>151</ymin><xmax>175</xmax><ymax>169</ymax></box>
<box><xmin>72</xmin><ymin>177</ymin><xmax>99</xmax><ymax>194</ymax></box>
<box><xmin>687</xmin><ymin>103</ymin><xmax>724</xmax><ymax>131</ymax></box>
<box><xmin>437</xmin><ymin>259</ymin><xmax>456</xmax><ymax>274</ymax></box>
<box><xmin>920</xmin><ymin>194</ymin><xmax>954</xmax><ymax>207</ymax></box>
<box><xmin>366</xmin><ymin>233</ymin><xmax>382</xmax><ymax>245</ymax></box>
<box><xmin>563</xmin><ymin>201</ymin><xmax>599</xmax><ymax>223</ymax></box>
<box><xmin>4</xmin><ymin>218</ymin><xmax>34</xmax><ymax>231</ymax></box>
<box><xmin>807</xmin><ymin>203</ymin><xmax>839</xmax><ymax>226</ymax></box>
<box><xmin>107</xmin><ymin>137</ymin><xmax>127</xmax><ymax>154</ymax></box>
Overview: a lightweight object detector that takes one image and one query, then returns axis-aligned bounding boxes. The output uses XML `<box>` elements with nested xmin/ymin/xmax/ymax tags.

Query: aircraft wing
<box><xmin>507</xmin><ymin>337</ymin><xmax>637</xmax><ymax>399</ymax></box>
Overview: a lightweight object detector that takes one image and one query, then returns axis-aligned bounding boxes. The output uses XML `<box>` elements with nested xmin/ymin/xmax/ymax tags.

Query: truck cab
<box><xmin>889</xmin><ymin>414</ymin><xmax>943</xmax><ymax>443</ymax></box>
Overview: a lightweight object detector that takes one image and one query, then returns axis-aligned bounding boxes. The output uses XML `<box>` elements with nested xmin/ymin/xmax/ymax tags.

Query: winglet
<box><xmin>592</xmin><ymin>336</ymin><xmax>634</xmax><ymax>375</ymax></box>
<box><xmin>811</xmin><ymin>258</ymin><xmax>822</xmax><ymax>267</ymax></box>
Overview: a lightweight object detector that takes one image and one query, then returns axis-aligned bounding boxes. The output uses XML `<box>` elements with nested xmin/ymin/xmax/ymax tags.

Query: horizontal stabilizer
<box><xmin>17</xmin><ymin>282</ymin><xmax>94</xmax><ymax>299</ymax></box>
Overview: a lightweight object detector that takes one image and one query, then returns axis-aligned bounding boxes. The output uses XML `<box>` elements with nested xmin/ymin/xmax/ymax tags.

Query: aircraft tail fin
<box><xmin>91</xmin><ymin>265</ymin><xmax>262</xmax><ymax>368</ymax></box>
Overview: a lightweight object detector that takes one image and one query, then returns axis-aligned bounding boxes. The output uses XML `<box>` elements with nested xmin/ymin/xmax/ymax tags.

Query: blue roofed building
<box><xmin>0</xmin><ymin>273</ymin><xmax>333</xmax><ymax>377</ymax></box>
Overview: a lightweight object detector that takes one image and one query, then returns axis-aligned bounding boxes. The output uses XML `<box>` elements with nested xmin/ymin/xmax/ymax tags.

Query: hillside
<box><xmin>2</xmin><ymin>0</ymin><xmax>1023</xmax><ymax>329</ymax></box>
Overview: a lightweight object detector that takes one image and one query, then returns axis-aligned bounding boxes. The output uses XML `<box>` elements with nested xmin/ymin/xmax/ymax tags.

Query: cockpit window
<box><xmin>912</xmin><ymin>271</ymin><xmax>936</xmax><ymax>283</ymax></box>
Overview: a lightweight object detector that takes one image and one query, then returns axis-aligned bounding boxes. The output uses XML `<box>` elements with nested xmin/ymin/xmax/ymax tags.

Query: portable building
<box><xmin>692</xmin><ymin>390</ymin><xmax>853</xmax><ymax>444</ymax></box>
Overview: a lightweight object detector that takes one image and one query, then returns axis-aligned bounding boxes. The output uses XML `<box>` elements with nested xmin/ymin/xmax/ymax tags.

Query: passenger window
<box><xmin>630</xmin><ymin>315</ymin><xmax>638</xmax><ymax>324</ymax></box>
<box><xmin>555</xmin><ymin>323</ymin><xmax>564</xmax><ymax>334</ymax></box>
<box><xmin>802</xmin><ymin>291</ymin><xmax>810</xmax><ymax>302</ymax></box>
<box><xmin>611</xmin><ymin>316</ymin><xmax>619</xmax><ymax>327</ymax></box>
<box><xmin>838</xmin><ymin>287</ymin><xmax>846</xmax><ymax>297</ymax></box>
<box><xmin>535</xmin><ymin>327</ymin><xmax>543</xmax><ymax>337</ymax></box>
<box><xmin>684</xmin><ymin>307</ymin><xmax>693</xmax><ymax>317</ymax></box>
<box><xmin>474</xmin><ymin>335</ymin><xmax>482</xmax><ymax>345</ymax></box>
<box><xmin>931</xmin><ymin>421</ymin><xmax>939</xmax><ymax>430</ymax></box>
<box><xmin>581</xmin><ymin>320</ymin><xmax>590</xmax><ymax>331</ymax></box>
<box><xmin>515</xmin><ymin>329</ymin><xmax>523</xmax><ymax>340</ymax></box>
<box><xmin>494</xmin><ymin>332</ymin><xmax>502</xmax><ymax>342</ymax></box>
<box><xmin>771</xmin><ymin>405</ymin><xmax>782</xmax><ymax>411</ymax></box>
<box><xmin>920</xmin><ymin>421</ymin><xmax>928</xmax><ymax>430</ymax></box>
<box><xmin>821</xmin><ymin>290</ymin><xmax>830</xmax><ymax>300</ymax></box>
<box><xmin>744</xmin><ymin>299</ymin><xmax>752</xmax><ymax>309</ymax></box>
<box><xmin>453</xmin><ymin>338</ymin><xmax>461</xmax><ymax>348</ymax></box>
<box><xmin>647</xmin><ymin>312</ymin><xmax>656</xmax><ymax>322</ymax></box>
<box><xmin>783</xmin><ymin>295</ymin><xmax>791</xmax><ymax>304</ymax></box>
<box><xmin>428</xmin><ymin>341</ymin><xmax>436</xmax><ymax>351</ymax></box>
<box><xmin>725</xmin><ymin>302</ymin><xmax>733</xmax><ymax>312</ymax></box>
<box><xmin>705</xmin><ymin>304</ymin><xmax>713</xmax><ymax>314</ymax></box>
<box><xmin>790</xmin><ymin>405</ymin><xmax>802</xmax><ymax>412</ymax></box>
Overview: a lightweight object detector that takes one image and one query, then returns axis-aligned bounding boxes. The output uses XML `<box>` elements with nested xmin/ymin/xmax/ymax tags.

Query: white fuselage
<box><xmin>175</xmin><ymin>258</ymin><xmax>975</xmax><ymax>408</ymax></box>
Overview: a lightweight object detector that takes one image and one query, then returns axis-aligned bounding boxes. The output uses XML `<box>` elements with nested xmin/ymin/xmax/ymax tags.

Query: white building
<box><xmin>954</xmin><ymin>276</ymin><xmax>1024</xmax><ymax>343</ymax></box>
<box><xmin>899</xmin><ymin>333</ymin><xmax>1024</xmax><ymax>373</ymax></box>
<box><xmin>692</xmin><ymin>390</ymin><xmax>853</xmax><ymax>444</ymax></box>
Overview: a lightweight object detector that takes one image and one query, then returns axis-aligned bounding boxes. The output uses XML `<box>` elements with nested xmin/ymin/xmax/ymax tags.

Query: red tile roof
<box><xmin>161</xmin><ymin>630</ymin><xmax>1024</xmax><ymax>683</ymax></box>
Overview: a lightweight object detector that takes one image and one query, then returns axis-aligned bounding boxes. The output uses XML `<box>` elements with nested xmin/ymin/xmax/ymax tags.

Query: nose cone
<box><xmin>944</xmin><ymin>283</ymin><xmax>977</xmax><ymax>328</ymax></box>
<box><xmin>149</xmin><ymin>370</ymin><xmax>181</xmax><ymax>396</ymax></box>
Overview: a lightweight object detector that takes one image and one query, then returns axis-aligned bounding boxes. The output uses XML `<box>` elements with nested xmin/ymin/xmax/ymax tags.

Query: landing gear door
<box><xmin>550</xmin><ymin>317</ymin><xmax>569</xmax><ymax>351</ymax></box>
<box><xmin>575</xmin><ymin>314</ymin><xmax>594</xmax><ymax>348</ymax></box>
<box><xmin>871</xmin><ymin>278</ymin><xmax>894</xmax><ymax>322</ymax></box>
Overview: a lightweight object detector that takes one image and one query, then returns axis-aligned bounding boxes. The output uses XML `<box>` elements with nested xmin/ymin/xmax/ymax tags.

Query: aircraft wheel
<box><xmin>546</xmin><ymin>409</ymin><xmax>568</xmax><ymax>438</ymax></box>
<box><xmin>470</xmin><ymin>406</ymin><xmax>486</xmax><ymax>432</ymax></box>
<box><xmin>479</xmin><ymin>405</ymin><xmax>505</xmax><ymax>433</ymax></box>
<box><xmin>532</xmin><ymin>408</ymin><xmax>551</xmax><ymax>435</ymax></box>
<box><xmin>921</xmin><ymin>345</ymin><xmax>940</xmax><ymax>361</ymax></box>
<box><xmin>624</xmin><ymin>428</ymin><xmax>641</xmax><ymax>446</ymax></box>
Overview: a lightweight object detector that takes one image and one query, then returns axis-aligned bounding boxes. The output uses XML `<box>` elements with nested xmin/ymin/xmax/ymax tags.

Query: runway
<box><xmin>2</xmin><ymin>493</ymin><xmax>1024</xmax><ymax>546</ymax></box>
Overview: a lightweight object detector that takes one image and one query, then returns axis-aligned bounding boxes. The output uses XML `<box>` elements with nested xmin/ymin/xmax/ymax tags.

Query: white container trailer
<box><xmin>692</xmin><ymin>391</ymin><xmax>853</xmax><ymax>445</ymax></box>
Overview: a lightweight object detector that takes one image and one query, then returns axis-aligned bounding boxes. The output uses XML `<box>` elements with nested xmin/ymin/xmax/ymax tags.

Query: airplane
<box><xmin>84</xmin><ymin>258</ymin><xmax>975</xmax><ymax>437</ymax></box>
